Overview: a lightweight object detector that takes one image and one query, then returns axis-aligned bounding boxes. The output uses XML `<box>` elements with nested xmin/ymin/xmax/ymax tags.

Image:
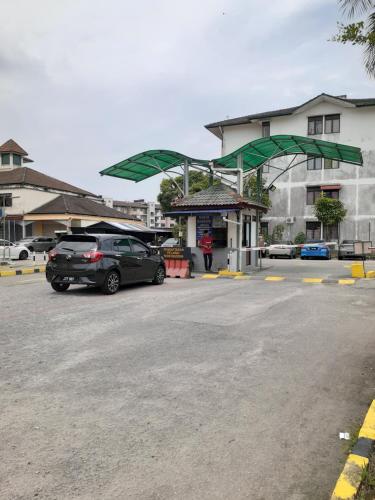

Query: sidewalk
<box><xmin>0</xmin><ymin>254</ymin><xmax>47</xmax><ymax>277</ymax></box>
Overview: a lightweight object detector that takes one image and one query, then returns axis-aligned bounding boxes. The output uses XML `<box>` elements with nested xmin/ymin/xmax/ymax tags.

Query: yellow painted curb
<box><xmin>359</xmin><ymin>400</ymin><xmax>375</xmax><ymax>440</ymax></box>
<box><xmin>218</xmin><ymin>270</ymin><xmax>245</xmax><ymax>277</ymax></box>
<box><xmin>201</xmin><ymin>274</ymin><xmax>219</xmax><ymax>279</ymax></box>
<box><xmin>303</xmin><ymin>278</ymin><xmax>323</xmax><ymax>283</ymax></box>
<box><xmin>0</xmin><ymin>270</ymin><xmax>16</xmax><ymax>277</ymax></box>
<box><xmin>351</xmin><ymin>263</ymin><xmax>365</xmax><ymax>278</ymax></box>
<box><xmin>234</xmin><ymin>275</ymin><xmax>251</xmax><ymax>280</ymax></box>
<box><xmin>338</xmin><ymin>279</ymin><xmax>355</xmax><ymax>285</ymax></box>
<box><xmin>264</xmin><ymin>276</ymin><xmax>285</xmax><ymax>281</ymax></box>
<box><xmin>331</xmin><ymin>400</ymin><xmax>375</xmax><ymax>499</ymax></box>
<box><xmin>21</xmin><ymin>268</ymin><xmax>35</xmax><ymax>274</ymax></box>
<box><xmin>331</xmin><ymin>454</ymin><xmax>368</xmax><ymax>499</ymax></box>
<box><xmin>365</xmin><ymin>270</ymin><xmax>375</xmax><ymax>279</ymax></box>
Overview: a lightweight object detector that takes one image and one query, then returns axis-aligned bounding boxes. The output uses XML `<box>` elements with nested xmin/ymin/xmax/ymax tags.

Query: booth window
<box><xmin>196</xmin><ymin>215</ymin><xmax>227</xmax><ymax>248</ymax></box>
<box><xmin>324</xmin><ymin>158</ymin><xmax>340</xmax><ymax>169</ymax></box>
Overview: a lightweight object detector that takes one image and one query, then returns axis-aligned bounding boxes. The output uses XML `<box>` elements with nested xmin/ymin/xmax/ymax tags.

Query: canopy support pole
<box><xmin>183</xmin><ymin>159</ymin><xmax>189</xmax><ymax>196</ymax></box>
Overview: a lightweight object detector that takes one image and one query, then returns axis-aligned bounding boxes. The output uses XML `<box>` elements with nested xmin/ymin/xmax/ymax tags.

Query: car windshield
<box><xmin>162</xmin><ymin>238</ymin><xmax>178</xmax><ymax>246</ymax></box>
<box><xmin>56</xmin><ymin>236</ymin><xmax>97</xmax><ymax>252</ymax></box>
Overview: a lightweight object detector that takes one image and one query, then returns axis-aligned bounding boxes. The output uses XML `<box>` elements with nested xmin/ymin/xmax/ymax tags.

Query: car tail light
<box><xmin>82</xmin><ymin>250</ymin><xmax>104</xmax><ymax>263</ymax></box>
<box><xmin>48</xmin><ymin>249</ymin><xmax>58</xmax><ymax>261</ymax></box>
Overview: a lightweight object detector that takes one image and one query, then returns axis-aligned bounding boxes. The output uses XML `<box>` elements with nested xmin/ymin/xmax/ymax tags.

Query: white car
<box><xmin>0</xmin><ymin>239</ymin><xmax>30</xmax><ymax>260</ymax></box>
<box><xmin>268</xmin><ymin>240</ymin><xmax>297</xmax><ymax>259</ymax></box>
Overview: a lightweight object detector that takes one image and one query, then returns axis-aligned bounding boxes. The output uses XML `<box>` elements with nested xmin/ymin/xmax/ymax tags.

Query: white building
<box><xmin>106</xmin><ymin>198</ymin><xmax>175</xmax><ymax>229</ymax></box>
<box><xmin>205</xmin><ymin>93</ymin><xmax>375</xmax><ymax>242</ymax></box>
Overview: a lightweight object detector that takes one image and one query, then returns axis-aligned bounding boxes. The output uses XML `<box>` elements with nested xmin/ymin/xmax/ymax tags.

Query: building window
<box><xmin>323</xmin><ymin>189</ymin><xmax>339</xmax><ymax>200</ymax></box>
<box><xmin>324</xmin><ymin>158</ymin><xmax>340</xmax><ymax>169</ymax></box>
<box><xmin>1</xmin><ymin>153</ymin><xmax>10</xmax><ymax>165</ymax></box>
<box><xmin>306</xmin><ymin>221</ymin><xmax>321</xmax><ymax>240</ymax></box>
<box><xmin>13</xmin><ymin>154</ymin><xmax>22</xmax><ymax>166</ymax></box>
<box><xmin>306</xmin><ymin>187</ymin><xmax>321</xmax><ymax>205</ymax></box>
<box><xmin>323</xmin><ymin>223</ymin><xmax>339</xmax><ymax>241</ymax></box>
<box><xmin>325</xmin><ymin>114</ymin><xmax>340</xmax><ymax>134</ymax></box>
<box><xmin>308</xmin><ymin>116</ymin><xmax>323</xmax><ymax>135</ymax></box>
<box><xmin>262</xmin><ymin>121</ymin><xmax>270</xmax><ymax>138</ymax></box>
<box><xmin>0</xmin><ymin>193</ymin><xmax>12</xmax><ymax>207</ymax></box>
<box><xmin>307</xmin><ymin>155</ymin><xmax>322</xmax><ymax>170</ymax></box>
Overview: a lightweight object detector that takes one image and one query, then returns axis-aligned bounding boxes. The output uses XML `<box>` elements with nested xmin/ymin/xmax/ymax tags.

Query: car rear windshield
<box><xmin>56</xmin><ymin>236</ymin><xmax>98</xmax><ymax>252</ymax></box>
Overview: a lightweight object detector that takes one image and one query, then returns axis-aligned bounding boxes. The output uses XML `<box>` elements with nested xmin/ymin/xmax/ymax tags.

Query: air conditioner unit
<box><xmin>286</xmin><ymin>217</ymin><xmax>296</xmax><ymax>224</ymax></box>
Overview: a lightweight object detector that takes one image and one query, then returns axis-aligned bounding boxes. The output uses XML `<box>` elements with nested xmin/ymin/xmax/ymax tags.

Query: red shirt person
<box><xmin>200</xmin><ymin>231</ymin><xmax>214</xmax><ymax>272</ymax></box>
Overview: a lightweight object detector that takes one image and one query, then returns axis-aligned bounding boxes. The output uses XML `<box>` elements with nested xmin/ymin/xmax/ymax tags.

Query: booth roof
<box><xmin>171</xmin><ymin>184</ymin><xmax>267</xmax><ymax>211</ymax></box>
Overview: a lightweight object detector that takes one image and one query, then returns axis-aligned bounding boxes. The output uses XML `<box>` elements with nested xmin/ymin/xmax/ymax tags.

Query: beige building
<box><xmin>0</xmin><ymin>139</ymin><xmax>141</xmax><ymax>241</ymax></box>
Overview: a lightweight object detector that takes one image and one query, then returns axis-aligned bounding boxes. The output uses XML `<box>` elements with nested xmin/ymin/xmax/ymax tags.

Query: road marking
<box><xmin>338</xmin><ymin>279</ymin><xmax>355</xmax><ymax>285</ymax></box>
<box><xmin>3</xmin><ymin>278</ymin><xmax>45</xmax><ymax>286</ymax></box>
<box><xmin>234</xmin><ymin>275</ymin><xmax>251</xmax><ymax>280</ymax></box>
<box><xmin>303</xmin><ymin>278</ymin><xmax>323</xmax><ymax>283</ymax></box>
<box><xmin>201</xmin><ymin>274</ymin><xmax>219</xmax><ymax>279</ymax></box>
<box><xmin>264</xmin><ymin>276</ymin><xmax>285</xmax><ymax>281</ymax></box>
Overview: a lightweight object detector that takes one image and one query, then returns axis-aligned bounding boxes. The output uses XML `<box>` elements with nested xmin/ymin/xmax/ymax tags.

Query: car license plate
<box><xmin>310</xmin><ymin>247</ymin><xmax>317</xmax><ymax>250</ymax></box>
<box><xmin>62</xmin><ymin>276</ymin><xmax>76</xmax><ymax>282</ymax></box>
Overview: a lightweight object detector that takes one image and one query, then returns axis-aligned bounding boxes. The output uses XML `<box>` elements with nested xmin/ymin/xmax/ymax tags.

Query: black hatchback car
<box><xmin>46</xmin><ymin>234</ymin><xmax>165</xmax><ymax>294</ymax></box>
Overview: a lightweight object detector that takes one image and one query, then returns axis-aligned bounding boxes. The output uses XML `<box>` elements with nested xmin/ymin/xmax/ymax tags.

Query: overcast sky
<box><xmin>1</xmin><ymin>0</ymin><xmax>373</xmax><ymax>201</ymax></box>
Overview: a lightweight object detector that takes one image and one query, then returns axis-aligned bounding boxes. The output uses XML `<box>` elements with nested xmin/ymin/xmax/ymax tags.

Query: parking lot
<box><xmin>1</xmin><ymin>261</ymin><xmax>375</xmax><ymax>499</ymax></box>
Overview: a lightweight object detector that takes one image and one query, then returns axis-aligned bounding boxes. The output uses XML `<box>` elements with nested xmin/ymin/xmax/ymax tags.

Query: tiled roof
<box><xmin>0</xmin><ymin>166</ymin><xmax>96</xmax><ymax>197</ymax></box>
<box><xmin>172</xmin><ymin>183</ymin><xmax>267</xmax><ymax>210</ymax></box>
<box><xmin>28</xmin><ymin>194</ymin><xmax>140</xmax><ymax>220</ymax></box>
<box><xmin>0</xmin><ymin>139</ymin><xmax>28</xmax><ymax>156</ymax></box>
<box><xmin>205</xmin><ymin>93</ymin><xmax>375</xmax><ymax>129</ymax></box>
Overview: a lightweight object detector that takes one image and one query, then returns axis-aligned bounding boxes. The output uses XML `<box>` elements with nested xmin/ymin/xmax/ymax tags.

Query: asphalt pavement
<box><xmin>1</xmin><ymin>261</ymin><xmax>375</xmax><ymax>499</ymax></box>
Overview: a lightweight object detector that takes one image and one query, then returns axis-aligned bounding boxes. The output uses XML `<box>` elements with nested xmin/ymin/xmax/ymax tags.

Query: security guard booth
<box><xmin>167</xmin><ymin>183</ymin><xmax>267</xmax><ymax>273</ymax></box>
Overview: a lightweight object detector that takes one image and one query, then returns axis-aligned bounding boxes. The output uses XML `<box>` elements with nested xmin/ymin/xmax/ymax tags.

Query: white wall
<box><xmin>0</xmin><ymin>187</ymin><xmax>58</xmax><ymax>215</ymax></box>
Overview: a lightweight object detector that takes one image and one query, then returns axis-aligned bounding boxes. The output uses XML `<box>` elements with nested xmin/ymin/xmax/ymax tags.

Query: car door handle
<box><xmin>115</xmin><ymin>254</ymin><xmax>122</xmax><ymax>257</ymax></box>
<box><xmin>135</xmin><ymin>256</ymin><xmax>142</xmax><ymax>260</ymax></box>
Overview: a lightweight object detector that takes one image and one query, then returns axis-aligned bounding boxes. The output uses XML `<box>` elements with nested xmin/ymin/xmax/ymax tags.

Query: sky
<box><xmin>1</xmin><ymin>0</ymin><xmax>374</xmax><ymax>201</ymax></box>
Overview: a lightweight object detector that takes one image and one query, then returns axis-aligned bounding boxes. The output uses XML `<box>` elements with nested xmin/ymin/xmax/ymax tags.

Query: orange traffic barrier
<box><xmin>165</xmin><ymin>259</ymin><xmax>190</xmax><ymax>278</ymax></box>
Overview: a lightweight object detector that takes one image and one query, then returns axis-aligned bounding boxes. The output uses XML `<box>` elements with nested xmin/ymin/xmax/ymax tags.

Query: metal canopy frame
<box><xmin>100</xmin><ymin>135</ymin><xmax>363</xmax><ymax>185</ymax></box>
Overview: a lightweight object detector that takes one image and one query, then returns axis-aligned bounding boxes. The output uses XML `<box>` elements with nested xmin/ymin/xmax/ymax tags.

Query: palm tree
<box><xmin>334</xmin><ymin>0</ymin><xmax>375</xmax><ymax>76</ymax></box>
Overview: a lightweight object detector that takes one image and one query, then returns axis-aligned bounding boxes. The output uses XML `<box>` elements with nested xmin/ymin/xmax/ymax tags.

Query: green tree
<box><xmin>271</xmin><ymin>224</ymin><xmax>285</xmax><ymax>243</ymax></box>
<box><xmin>157</xmin><ymin>171</ymin><xmax>214</xmax><ymax>212</ymax></box>
<box><xmin>332</xmin><ymin>0</ymin><xmax>375</xmax><ymax>76</ymax></box>
<box><xmin>314</xmin><ymin>196</ymin><xmax>347</xmax><ymax>240</ymax></box>
<box><xmin>243</xmin><ymin>175</ymin><xmax>271</xmax><ymax>208</ymax></box>
<box><xmin>294</xmin><ymin>232</ymin><xmax>306</xmax><ymax>245</ymax></box>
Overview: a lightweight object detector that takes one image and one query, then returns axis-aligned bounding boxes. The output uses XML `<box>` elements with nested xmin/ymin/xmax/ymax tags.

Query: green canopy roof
<box><xmin>100</xmin><ymin>150</ymin><xmax>209</xmax><ymax>183</ymax></box>
<box><xmin>214</xmin><ymin>134</ymin><xmax>363</xmax><ymax>171</ymax></box>
<box><xmin>100</xmin><ymin>135</ymin><xmax>363</xmax><ymax>182</ymax></box>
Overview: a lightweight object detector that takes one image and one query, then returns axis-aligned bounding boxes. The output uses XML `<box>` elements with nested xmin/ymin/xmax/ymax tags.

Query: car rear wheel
<box><xmin>28</xmin><ymin>246</ymin><xmax>34</xmax><ymax>252</ymax></box>
<box><xmin>19</xmin><ymin>250</ymin><xmax>28</xmax><ymax>260</ymax></box>
<box><xmin>152</xmin><ymin>266</ymin><xmax>165</xmax><ymax>285</ymax></box>
<box><xmin>51</xmin><ymin>282</ymin><xmax>70</xmax><ymax>292</ymax></box>
<box><xmin>102</xmin><ymin>270</ymin><xmax>120</xmax><ymax>295</ymax></box>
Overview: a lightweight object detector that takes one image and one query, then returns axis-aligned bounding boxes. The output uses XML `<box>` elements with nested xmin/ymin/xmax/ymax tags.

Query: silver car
<box><xmin>17</xmin><ymin>236</ymin><xmax>56</xmax><ymax>253</ymax></box>
<box><xmin>268</xmin><ymin>240</ymin><xmax>296</xmax><ymax>259</ymax></box>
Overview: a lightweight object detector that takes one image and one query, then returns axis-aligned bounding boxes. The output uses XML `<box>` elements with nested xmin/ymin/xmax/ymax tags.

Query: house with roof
<box><xmin>205</xmin><ymin>93</ymin><xmax>375</xmax><ymax>242</ymax></box>
<box><xmin>0</xmin><ymin>139</ymin><xmax>141</xmax><ymax>241</ymax></box>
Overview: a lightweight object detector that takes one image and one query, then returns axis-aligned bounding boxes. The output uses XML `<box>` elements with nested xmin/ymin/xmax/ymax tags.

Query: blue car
<box><xmin>301</xmin><ymin>240</ymin><xmax>331</xmax><ymax>260</ymax></box>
